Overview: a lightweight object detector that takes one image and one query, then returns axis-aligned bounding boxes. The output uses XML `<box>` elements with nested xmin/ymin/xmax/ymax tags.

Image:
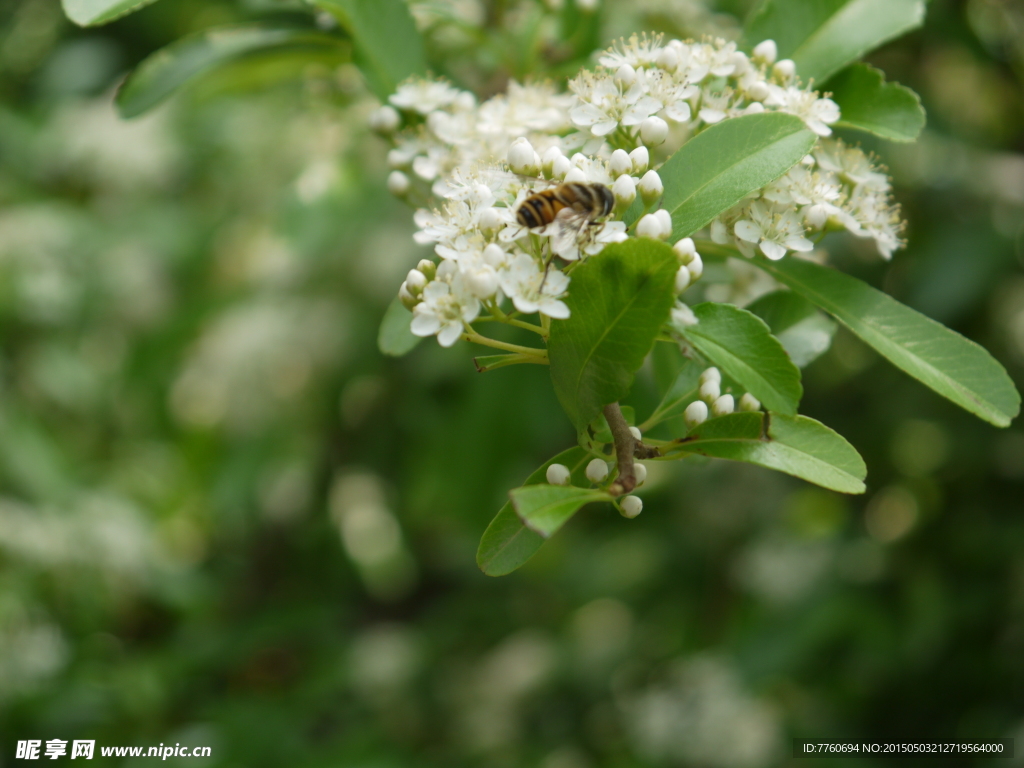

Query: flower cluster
<box><xmin>373</xmin><ymin>32</ymin><xmax>904</xmax><ymax>348</ymax></box>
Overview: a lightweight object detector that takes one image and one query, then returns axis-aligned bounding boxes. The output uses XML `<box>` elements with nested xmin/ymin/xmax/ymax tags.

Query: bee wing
<box><xmin>548</xmin><ymin>208</ymin><xmax>591</xmax><ymax>258</ymax></box>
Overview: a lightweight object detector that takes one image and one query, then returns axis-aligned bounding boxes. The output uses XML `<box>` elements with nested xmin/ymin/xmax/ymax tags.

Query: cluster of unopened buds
<box><xmin>373</xmin><ymin>32</ymin><xmax>903</xmax><ymax>353</ymax></box>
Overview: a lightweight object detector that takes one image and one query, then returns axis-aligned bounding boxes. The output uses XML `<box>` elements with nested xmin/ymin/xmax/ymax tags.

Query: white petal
<box><xmin>540</xmin><ymin>299</ymin><xmax>570</xmax><ymax>319</ymax></box>
<box><xmin>760</xmin><ymin>240</ymin><xmax>787</xmax><ymax>260</ymax></box>
<box><xmin>733</xmin><ymin>220</ymin><xmax>761</xmax><ymax>243</ymax></box>
<box><xmin>437</xmin><ymin>322</ymin><xmax>463</xmax><ymax>347</ymax></box>
<box><xmin>410</xmin><ymin>313</ymin><xmax>441</xmax><ymax>337</ymax></box>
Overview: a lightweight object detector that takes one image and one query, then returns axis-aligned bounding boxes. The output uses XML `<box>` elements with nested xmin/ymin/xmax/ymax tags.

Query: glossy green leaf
<box><xmin>747</xmin><ymin>290</ymin><xmax>837</xmax><ymax>367</ymax></box>
<box><xmin>378</xmin><ymin>297</ymin><xmax>422</xmax><ymax>357</ymax></box>
<box><xmin>673</xmin><ymin>412</ymin><xmax>866</xmax><ymax>493</ymax></box>
<box><xmin>829</xmin><ymin>64</ymin><xmax>926</xmax><ymax>142</ymax></box>
<box><xmin>659</xmin><ymin>113</ymin><xmax>817</xmax><ymax>241</ymax></box>
<box><xmin>639</xmin><ymin>357</ymin><xmax>703</xmax><ymax>431</ymax></box>
<box><xmin>675</xmin><ymin>302</ymin><xmax>803</xmax><ymax>415</ymax></box>
<box><xmin>117</xmin><ymin>25</ymin><xmax>343</xmax><ymax>118</ymax></box>
<box><xmin>746</xmin><ymin>0</ymin><xmax>925</xmax><ymax>84</ymax></box>
<box><xmin>62</xmin><ymin>0</ymin><xmax>160</xmax><ymax>26</ymax></box>
<box><xmin>312</xmin><ymin>0</ymin><xmax>427</xmax><ymax>100</ymax></box>
<box><xmin>548</xmin><ymin>239</ymin><xmax>678</xmax><ymax>433</ymax></box>
<box><xmin>510</xmin><ymin>484</ymin><xmax>612</xmax><ymax>538</ymax></box>
<box><xmin>757</xmin><ymin>256</ymin><xmax>1021</xmax><ymax>427</ymax></box>
<box><xmin>477</xmin><ymin>448</ymin><xmax>591</xmax><ymax>576</ymax></box>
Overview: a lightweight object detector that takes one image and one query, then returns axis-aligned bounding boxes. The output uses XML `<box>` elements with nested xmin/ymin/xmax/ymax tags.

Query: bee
<box><xmin>516</xmin><ymin>182</ymin><xmax>615</xmax><ymax>256</ymax></box>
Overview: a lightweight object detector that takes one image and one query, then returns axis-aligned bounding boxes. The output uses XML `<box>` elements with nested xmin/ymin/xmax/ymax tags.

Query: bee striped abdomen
<box><xmin>516</xmin><ymin>182</ymin><xmax>613</xmax><ymax>228</ymax></box>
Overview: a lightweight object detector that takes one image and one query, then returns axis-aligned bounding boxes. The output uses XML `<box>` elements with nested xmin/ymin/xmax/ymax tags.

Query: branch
<box><xmin>603</xmin><ymin>402</ymin><xmax>636</xmax><ymax>495</ymax></box>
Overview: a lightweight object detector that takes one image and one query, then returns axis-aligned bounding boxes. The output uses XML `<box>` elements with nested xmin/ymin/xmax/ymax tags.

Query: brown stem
<box><xmin>604</xmin><ymin>402</ymin><xmax>636</xmax><ymax>496</ymax></box>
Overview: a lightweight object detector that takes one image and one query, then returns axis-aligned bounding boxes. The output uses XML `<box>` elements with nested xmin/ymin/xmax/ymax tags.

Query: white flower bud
<box><xmin>551</xmin><ymin>154</ymin><xmax>572</xmax><ymax>178</ymax></box>
<box><xmin>638</xmin><ymin>170</ymin><xmax>664</xmax><ymax>205</ymax></box>
<box><xmin>610</xmin><ymin>148</ymin><xmax>632</xmax><ymax>176</ymax></box>
<box><xmin>634</xmin><ymin>462</ymin><xmax>647</xmax><ymax>485</ymax></box>
<box><xmin>684</xmin><ymin>400</ymin><xmax>708</xmax><ymax>429</ymax></box>
<box><xmin>802</xmin><ymin>154</ymin><xmax>816</xmax><ymax>166</ymax></box>
<box><xmin>615</xmin><ymin>63</ymin><xmax>637</xmax><ymax>85</ymax></box>
<box><xmin>773</xmin><ymin>59</ymin><xmax>796</xmax><ymax>81</ymax></box>
<box><xmin>454</xmin><ymin>91</ymin><xmax>477</xmax><ymax>111</ymax></box>
<box><xmin>478</xmin><ymin>206</ymin><xmax>503</xmax><ymax>232</ymax></box>
<box><xmin>629</xmin><ymin>146</ymin><xmax>649</xmax><ymax>174</ymax></box>
<box><xmin>586</xmin><ymin>458</ymin><xmax>609</xmax><ymax>483</ymax></box>
<box><xmin>387</xmin><ymin>149</ymin><xmax>407</xmax><ymax>169</ymax></box>
<box><xmin>654</xmin><ymin>209</ymin><xmax>673</xmax><ymax>238</ymax></box>
<box><xmin>655</xmin><ymin>46</ymin><xmax>680</xmax><ymax>71</ymax></box>
<box><xmin>369</xmin><ymin>105</ymin><xmax>400</xmax><ymax>134</ymax></box>
<box><xmin>640</xmin><ymin>116</ymin><xmax>669</xmax><ymax>146</ymax></box>
<box><xmin>699</xmin><ymin>366</ymin><xmax>721</xmax><ymax>385</ymax></box>
<box><xmin>671</xmin><ymin>302</ymin><xmax>698</xmax><ymax>327</ymax></box>
<box><xmin>508</xmin><ymin>137</ymin><xmax>538</xmax><ymax>174</ymax></box>
<box><xmin>387</xmin><ymin>170</ymin><xmax>410</xmax><ymax>196</ymax></box>
<box><xmin>739</xmin><ymin>392</ymin><xmax>761</xmax><ymax>412</ymax></box>
<box><xmin>636</xmin><ymin>213</ymin><xmax>663</xmax><ymax>239</ymax></box>
<box><xmin>466</xmin><ymin>265</ymin><xmax>499</xmax><ymax>298</ymax></box>
<box><xmin>483</xmin><ymin>243</ymin><xmax>506</xmax><ymax>268</ymax></box>
<box><xmin>399</xmin><ymin>282</ymin><xmax>418</xmax><ymax>310</ymax></box>
<box><xmin>805</xmin><ymin>204</ymin><xmax>829</xmax><ymax>229</ymax></box>
<box><xmin>699</xmin><ymin>379</ymin><xmax>721</xmax><ymax>403</ymax></box>
<box><xmin>673</xmin><ymin>237</ymin><xmax>696</xmax><ymax>263</ymax></box>
<box><xmin>746</xmin><ymin>81</ymin><xmax>770</xmax><ymax>102</ymax></box>
<box><xmin>620</xmin><ymin>495</ymin><xmax>643</xmax><ymax>518</ymax></box>
<box><xmin>675</xmin><ymin>265</ymin><xmax>691</xmax><ymax>294</ymax></box>
<box><xmin>753</xmin><ymin>39</ymin><xmax>778</xmax><ymax>65</ymax></box>
<box><xmin>744</xmin><ymin>102</ymin><xmax>765</xmax><ymax>114</ymax></box>
<box><xmin>417</xmin><ymin>259</ymin><xmax>436</xmax><ymax>280</ymax></box>
<box><xmin>686</xmin><ymin>252</ymin><xmax>703</xmax><ymax>281</ymax></box>
<box><xmin>731</xmin><ymin>50</ymin><xmax>751</xmax><ymax>75</ymax></box>
<box><xmin>564</xmin><ymin>166</ymin><xmax>589</xmax><ymax>183</ymax></box>
<box><xmin>541</xmin><ymin>146</ymin><xmax>564</xmax><ymax>175</ymax></box>
<box><xmin>712</xmin><ymin>394</ymin><xmax>735</xmax><ymax>416</ymax></box>
<box><xmin>613</xmin><ymin>174</ymin><xmax>636</xmax><ymax>208</ymax></box>
<box><xmin>629</xmin><ymin>426</ymin><xmax>642</xmax><ymax>440</ymax></box>
<box><xmin>546</xmin><ymin>463</ymin><xmax>571</xmax><ymax>485</ymax></box>
<box><xmin>405</xmin><ymin>268</ymin><xmax>427</xmax><ymax>293</ymax></box>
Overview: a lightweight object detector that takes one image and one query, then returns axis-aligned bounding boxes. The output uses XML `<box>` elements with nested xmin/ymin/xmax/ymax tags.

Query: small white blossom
<box><xmin>671</xmin><ymin>301</ymin><xmax>698</xmax><ymax>327</ymax></box>
<box><xmin>634</xmin><ymin>462</ymin><xmax>647</xmax><ymax>485</ymax></box>
<box><xmin>390</xmin><ymin>79</ymin><xmax>463</xmax><ymax>114</ymax></box>
<box><xmin>629</xmin><ymin>146</ymin><xmax>649</xmax><ymax>174</ymax></box>
<box><xmin>772</xmin><ymin>59</ymin><xmax>796</xmax><ymax>82</ymax></box>
<box><xmin>734</xmin><ymin>201</ymin><xmax>814</xmax><ymax>260</ymax></box>
<box><xmin>629</xmin><ymin>426</ymin><xmax>642</xmax><ymax>440</ymax></box>
<box><xmin>387</xmin><ymin>170</ymin><xmax>410</xmax><ymax>196</ymax></box>
<box><xmin>684</xmin><ymin>400</ymin><xmax>708</xmax><ymax>429</ymax></box>
<box><xmin>654</xmin><ymin>209</ymin><xmax>673</xmax><ymax>238</ymax></box>
<box><xmin>686</xmin><ymin>252</ymin><xmax>703</xmax><ymax>281</ymax></box>
<box><xmin>410</xmin><ymin>267</ymin><xmax>481</xmax><ymax>347</ymax></box>
<box><xmin>613</xmin><ymin>174</ymin><xmax>637</xmax><ymax>207</ymax></box>
<box><xmin>739</xmin><ymin>393</ymin><xmax>761</xmax><ymax>412</ymax></box>
<box><xmin>699</xmin><ymin>366</ymin><xmax>721</xmax><ymax>385</ymax></box>
<box><xmin>675</xmin><ymin>265</ymin><xmax>691</xmax><ymax>293</ymax></box>
<box><xmin>752</xmin><ymin>39</ymin><xmax>778</xmax><ymax>65</ymax></box>
<box><xmin>610</xmin><ymin>148</ymin><xmax>632</xmax><ymax>176</ymax></box>
<box><xmin>640</xmin><ymin>115</ymin><xmax>669</xmax><ymax>146</ymax></box>
<box><xmin>369</xmin><ymin>105</ymin><xmax>400</xmax><ymax>134</ymax></box>
<box><xmin>637</xmin><ymin>213</ymin><xmax>664</xmax><ymax>239</ymax></box>
<box><xmin>638</xmin><ymin>170</ymin><xmax>664</xmax><ymax>204</ymax></box>
<box><xmin>546</xmin><ymin>463</ymin><xmax>571</xmax><ymax>485</ymax></box>
<box><xmin>712</xmin><ymin>394</ymin><xmax>735</xmax><ymax>416</ymax></box>
<box><xmin>406</xmin><ymin>268</ymin><xmax>427</xmax><ymax>293</ymax></box>
<box><xmin>498</xmin><ymin>253</ymin><xmax>571</xmax><ymax>318</ymax></box>
<box><xmin>586</xmin><ymin>458</ymin><xmax>610</xmax><ymax>483</ymax></box>
<box><xmin>620</xmin><ymin>495</ymin><xmax>643</xmax><ymax>518</ymax></box>
<box><xmin>699</xmin><ymin>379</ymin><xmax>721</xmax><ymax>403</ymax></box>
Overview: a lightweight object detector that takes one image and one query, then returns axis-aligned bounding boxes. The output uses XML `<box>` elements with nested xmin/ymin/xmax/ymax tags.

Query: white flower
<box><xmin>369</xmin><ymin>105</ymin><xmax>400</xmax><ymax>134</ymax></box>
<box><xmin>586</xmin><ymin>458</ymin><xmax>610</xmax><ymax>483</ymax></box>
<box><xmin>675</xmin><ymin>265</ymin><xmax>691</xmax><ymax>293</ymax></box>
<box><xmin>390</xmin><ymin>78</ymin><xmax>464</xmax><ymax>114</ymax></box>
<box><xmin>712</xmin><ymin>394</ymin><xmax>735</xmax><ymax>416</ymax></box>
<box><xmin>766</xmin><ymin>85</ymin><xmax>840</xmax><ymax>136</ymax></box>
<box><xmin>599</xmin><ymin>33</ymin><xmax>667</xmax><ymax>70</ymax></box>
<box><xmin>684</xmin><ymin>400</ymin><xmax>708</xmax><ymax>429</ymax></box>
<box><xmin>640</xmin><ymin>115</ymin><xmax>669</xmax><ymax>145</ymax></box>
<box><xmin>629</xmin><ymin>146</ymin><xmax>649</xmax><ymax>174</ymax></box>
<box><xmin>498</xmin><ymin>253</ymin><xmax>571</xmax><ymax>318</ymax></box>
<box><xmin>734</xmin><ymin>201</ymin><xmax>814</xmax><ymax>260</ymax></box>
<box><xmin>699</xmin><ymin>379</ymin><xmax>721</xmax><ymax>403</ymax></box>
<box><xmin>610</xmin><ymin>148</ymin><xmax>632</xmax><ymax>175</ymax></box>
<box><xmin>633</xmin><ymin>462</ymin><xmax>647</xmax><ymax>485</ymax></box>
<box><xmin>620</xmin><ymin>495</ymin><xmax>643</xmax><ymax>518</ymax></box>
<box><xmin>699</xmin><ymin>366</ymin><xmax>721</xmax><ymax>385</ymax></box>
<box><xmin>613</xmin><ymin>174</ymin><xmax>636</xmax><ymax>207</ymax></box>
<box><xmin>387</xmin><ymin>170</ymin><xmax>410</xmax><ymax>196</ymax></box>
<box><xmin>508</xmin><ymin>137</ymin><xmax>539</xmax><ymax>174</ymax></box>
<box><xmin>578</xmin><ymin>220</ymin><xmax>628</xmax><ymax>258</ymax></box>
<box><xmin>670</xmin><ymin>301</ymin><xmax>698</xmax><ymax>327</ymax></box>
<box><xmin>410</xmin><ymin>268</ymin><xmax>481</xmax><ymax>347</ymax></box>
<box><xmin>638</xmin><ymin>170</ymin><xmax>663</xmax><ymax>204</ymax></box>
<box><xmin>739</xmin><ymin>393</ymin><xmax>761</xmax><ymax>412</ymax></box>
<box><xmin>546</xmin><ymin>463</ymin><xmax>571</xmax><ymax>485</ymax></box>
<box><xmin>629</xmin><ymin>426</ymin><xmax>642</xmax><ymax>440</ymax></box>
<box><xmin>686</xmin><ymin>252</ymin><xmax>703</xmax><ymax>280</ymax></box>
<box><xmin>752</xmin><ymin>39</ymin><xmax>778</xmax><ymax>65</ymax></box>
<box><xmin>637</xmin><ymin>213</ymin><xmax>664</xmax><ymax>239</ymax></box>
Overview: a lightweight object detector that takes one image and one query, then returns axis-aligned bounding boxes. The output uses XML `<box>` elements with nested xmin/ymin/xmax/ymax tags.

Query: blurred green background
<box><xmin>1</xmin><ymin>0</ymin><xmax>1023</xmax><ymax>766</ymax></box>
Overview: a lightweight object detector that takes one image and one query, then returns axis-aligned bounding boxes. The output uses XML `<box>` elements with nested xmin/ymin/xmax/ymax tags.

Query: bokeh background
<box><xmin>1</xmin><ymin>0</ymin><xmax>1023</xmax><ymax>766</ymax></box>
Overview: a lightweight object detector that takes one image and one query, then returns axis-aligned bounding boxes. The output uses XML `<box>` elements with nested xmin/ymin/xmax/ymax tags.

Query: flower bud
<box><xmin>629</xmin><ymin>426</ymin><xmax>642</xmax><ymax>440</ymax></box>
<box><xmin>629</xmin><ymin>146</ymin><xmax>649</xmax><ymax>174</ymax></box>
<box><xmin>753</xmin><ymin>39</ymin><xmax>778</xmax><ymax>65</ymax></box>
<box><xmin>483</xmin><ymin>243</ymin><xmax>506</xmax><ymax>268</ymax></box>
<box><xmin>730</xmin><ymin>50</ymin><xmax>751</xmax><ymax>75</ymax></box>
<box><xmin>466</xmin><ymin>265</ymin><xmax>499</xmax><ymax>298</ymax></box>
<box><xmin>387</xmin><ymin>149</ymin><xmax>407</xmax><ymax>169</ymax></box>
<box><xmin>675</xmin><ymin>265</ymin><xmax>691</xmax><ymax>294</ymax></box>
<box><xmin>638</xmin><ymin>170</ymin><xmax>664</xmax><ymax>205</ymax></box>
<box><xmin>805</xmin><ymin>203</ymin><xmax>829</xmax><ymax>229</ymax></box>
<box><xmin>655</xmin><ymin>46</ymin><xmax>680</xmax><ymax>71</ymax></box>
<box><xmin>673</xmin><ymin>237</ymin><xmax>696</xmax><ymax>263</ymax></box>
<box><xmin>744</xmin><ymin>102</ymin><xmax>765</xmax><ymax>114</ymax></box>
<box><xmin>405</xmin><ymin>268</ymin><xmax>427</xmax><ymax>293</ymax></box>
<box><xmin>564</xmin><ymin>167</ymin><xmax>588</xmax><ymax>183</ymax></box>
<box><xmin>739</xmin><ymin>392</ymin><xmax>761</xmax><ymax>412</ymax></box>
<box><xmin>613</xmin><ymin>174</ymin><xmax>636</xmax><ymax>208</ymax></box>
<box><xmin>478</xmin><ymin>206</ymin><xmax>503</xmax><ymax>232</ymax></box>
<box><xmin>541</xmin><ymin>146</ymin><xmax>564</xmax><ymax>175</ymax></box>
<box><xmin>773</xmin><ymin>59</ymin><xmax>796</xmax><ymax>81</ymax></box>
<box><xmin>546</xmin><ymin>463</ymin><xmax>571</xmax><ymax>485</ymax></box>
<box><xmin>699</xmin><ymin>366</ymin><xmax>721</xmax><ymax>385</ymax></box>
<box><xmin>417</xmin><ymin>259</ymin><xmax>437</xmax><ymax>280</ymax></box>
<box><xmin>586</xmin><ymin>458</ymin><xmax>609</xmax><ymax>483</ymax></box>
<box><xmin>712</xmin><ymin>393</ymin><xmax>735</xmax><ymax>416</ymax></box>
<box><xmin>399</xmin><ymin>282</ymin><xmax>418</xmax><ymax>310</ymax></box>
<box><xmin>454</xmin><ymin>92</ymin><xmax>477</xmax><ymax>111</ymax></box>
<box><xmin>684</xmin><ymin>400</ymin><xmax>708</xmax><ymax>429</ymax></box>
<box><xmin>671</xmin><ymin>302</ymin><xmax>698</xmax><ymax>327</ymax></box>
<box><xmin>636</xmin><ymin>213</ymin><xmax>663</xmax><ymax>239</ymax></box>
<box><xmin>615</xmin><ymin>63</ymin><xmax>637</xmax><ymax>86</ymax></box>
<box><xmin>654</xmin><ymin>209</ymin><xmax>673</xmax><ymax>238</ymax></box>
<box><xmin>746</xmin><ymin>81</ymin><xmax>770</xmax><ymax>102</ymax></box>
<box><xmin>686</xmin><ymin>252</ymin><xmax>703</xmax><ymax>281</ymax></box>
<box><xmin>369</xmin><ymin>105</ymin><xmax>400</xmax><ymax>134</ymax></box>
<box><xmin>610</xmin><ymin>148</ymin><xmax>632</xmax><ymax>176</ymax></box>
<box><xmin>508</xmin><ymin>137</ymin><xmax>538</xmax><ymax>175</ymax></box>
<box><xmin>634</xmin><ymin>462</ymin><xmax>647</xmax><ymax>485</ymax></box>
<box><xmin>640</xmin><ymin>116</ymin><xmax>669</xmax><ymax>146</ymax></box>
<box><xmin>387</xmin><ymin>170</ymin><xmax>410</xmax><ymax>196</ymax></box>
<box><xmin>699</xmin><ymin>379</ymin><xmax>721</xmax><ymax>403</ymax></box>
<box><xmin>620</xmin><ymin>495</ymin><xmax>643</xmax><ymax>518</ymax></box>
<box><xmin>551</xmin><ymin>154</ymin><xmax>572</xmax><ymax>178</ymax></box>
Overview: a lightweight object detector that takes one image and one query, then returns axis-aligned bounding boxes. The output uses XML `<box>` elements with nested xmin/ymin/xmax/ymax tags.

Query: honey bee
<box><xmin>516</xmin><ymin>182</ymin><xmax>615</xmax><ymax>256</ymax></box>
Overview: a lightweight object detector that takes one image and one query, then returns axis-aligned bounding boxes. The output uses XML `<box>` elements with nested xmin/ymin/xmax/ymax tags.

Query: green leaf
<box><xmin>746</xmin><ymin>0</ymin><xmax>926</xmax><ymax>84</ymax></box>
<box><xmin>746</xmin><ymin>290</ymin><xmax>837</xmax><ymax>367</ymax></box>
<box><xmin>659</xmin><ymin>113</ymin><xmax>817</xmax><ymax>241</ymax></box>
<box><xmin>828</xmin><ymin>64</ymin><xmax>926</xmax><ymax>142</ymax></box>
<box><xmin>62</xmin><ymin>0</ymin><xmax>160</xmax><ymax>26</ymax></box>
<box><xmin>548</xmin><ymin>239</ymin><xmax>678</xmax><ymax>433</ymax></box>
<box><xmin>476</xmin><ymin>448</ymin><xmax>590</xmax><ymax>576</ymax></box>
<box><xmin>378</xmin><ymin>297</ymin><xmax>422</xmax><ymax>357</ymax></box>
<box><xmin>674</xmin><ymin>412</ymin><xmax>866</xmax><ymax>493</ymax></box>
<box><xmin>640</xmin><ymin>356</ymin><xmax>703</xmax><ymax>431</ymax></box>
<box><xmin>116</xmin><ymin>25</ymin><xmax>343</xmax><ymax>118</ymax></box>
<box><xmin>510</xmin><ymin>484</ymin><xmax>612</xmax><ymax>538</ymax></box>
<box><xmin>311</xmin><ymin>0</ymin><xmax>427</xmax><ymax>100</ymax></box>
<box><xmin>756</xmin><ymin>256</ymin><xmax>1021</xmax><ymax>427</ymax></box>
<box><xmin>675</xmin><ymin>302</ymin><xmax>803</xmax><ymax>415</ymax></box>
